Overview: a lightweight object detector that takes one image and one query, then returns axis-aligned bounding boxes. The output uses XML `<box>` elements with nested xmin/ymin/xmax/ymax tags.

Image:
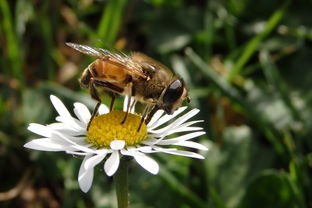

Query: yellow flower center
<box><xmin>86</xmin><ymin>110</ymin><xmax>147</xmax><ymax>148</ymax></box>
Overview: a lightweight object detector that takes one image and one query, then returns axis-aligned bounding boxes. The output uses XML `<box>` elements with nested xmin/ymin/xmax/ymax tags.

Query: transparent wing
<box><xmin>66</xmin><ymin>42</ymin><xmax>105</xmax><ymax>58</ymax></box>
<box><xmin>66</xmin><ymin>42</ymin><xmax>147</xmax><ymax>78</ymax></box>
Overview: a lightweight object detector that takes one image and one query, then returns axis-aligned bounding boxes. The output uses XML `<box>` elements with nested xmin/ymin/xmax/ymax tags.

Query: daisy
<box><xmin>24</xmin><ymin>95</ymin><xmax>207</xmax><ymax>193</ymax></box>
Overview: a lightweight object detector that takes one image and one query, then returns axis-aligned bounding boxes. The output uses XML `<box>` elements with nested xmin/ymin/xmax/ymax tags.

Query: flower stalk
<box><xmin>114</xmin><ymin>157</ymin><xmax>129</xmax><ymax>208</ymax></box>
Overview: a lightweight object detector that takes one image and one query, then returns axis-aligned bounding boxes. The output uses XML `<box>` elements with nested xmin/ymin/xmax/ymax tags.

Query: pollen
<box><xmin>86</xmin><ymin>110</ymin><xmax>147</xmax><ymax>148</ymax></box>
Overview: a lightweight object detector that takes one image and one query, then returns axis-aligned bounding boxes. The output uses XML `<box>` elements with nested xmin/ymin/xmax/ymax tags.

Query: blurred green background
<box><xmin>1</xmin><ymin>0</ymin><xmax>312</xmax><ymax>207</ymax></box>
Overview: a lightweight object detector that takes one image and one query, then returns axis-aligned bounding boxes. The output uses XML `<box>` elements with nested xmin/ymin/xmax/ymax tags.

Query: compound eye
<box><xmin>163</xmin><ymin>79</ymin><xmax>184</xmax><ymax>105</ymax></box>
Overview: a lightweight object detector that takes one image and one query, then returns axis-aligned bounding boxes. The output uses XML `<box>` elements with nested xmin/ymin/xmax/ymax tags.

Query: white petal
<box><xmin>84</xmin><ymin>153</ymin><xmax>107</xmax><ymax>170</ymax></box>
<box><xmin>104</xmin><ymin>151</ymin><xmax>120</xmax><ymax>176</ymax></box>
<box><xmin>154</xmin><ymin>147</ymin><xmax>205</xmax><ymax>159</ymax></box>
<box><xmin>50</xmin><ymin>130</ymin><xmax>80</xmax><ymax>145</ymax></box>
<box><xmin>142</xmin><ymin>138</ymin><xmax>158</xmax><ymax>145</ymax></box>
<box><xmin>46</xmin><ymin>131</ymin><xmax>95</xmax><ymax>154</ymax></box>
<box><xmin>27</xmin><ymin>123</ymin><xmax>52</xmax><ymax>137</ymax></box>
<box><xmin>64</xmin><ymin>136</ymin><xmax>87</xmax><ymax>146</ymax></box>
<box><xmin>98</xmin><ymin>104</ymin><xmax>109</xmax><ymax>115</ymax></box>
<box><xmin>133</xmin><ymin>152</ymin><xmax>159</xmax><ymax>175</ymax></box>
<box><xmin>123</xmin><ymin>96</ymin><xmax>136</xmax><ymax>113</ymax></box>
<box><xmin>49</xmin><ymin>123</ymin><xmax>87</xmax><ymax>138</ymax></box>
<box><xmin>171</xmin><ymin>109</ymin><xmax>200</xmax><ymax>128</ymax></box>
<box><xmin>174</xmin><ymin>126</ymin><xmax>203</xmax><ymax>133</ymax></box>
<box><xmin>149</xmin><ymin>106</ymin><xmax>187</xmax><ymax>129</ymax></box>
<box><xmin>68</xmin><ymin>143</ymin><xmax>97</xmax><ymax>154</ymax></box>
<box><xmin>167</xmin><ymin>120</ymin><xmax>203</xmax><ymax>134</ymax></box>
<box><xmin>121</xmin><ymin>147</ymin><xmax>138</xmax><ymax>155</ymax></box>
<box><xmin>50</xmin><ymin>95</ymin><xmax>72</xmax><ymax>119</ymax></box>
<box><xmin>66</xmin><ymin>151</ymin><xmax>89</xmax><ymax>156</ymax></box>
<box><xmin>48</xmin><ymin>123</ymin><xmax>82</xmax><ymax>136</ymax></box>
<box><xmin>135</xmin><ymin>146</ymin><xmax>153</xmax><ymax>152</ymax></box>
<box><xmin>173</xmin><ymin>141</ymin><xmax>208</xmax><ymax>150</ymax></box>
<box><xmin>95</xmin><ymin>148</ymin><xmax>113</xmax><ymax>155</ymax></box>
<box><xmin>147</xmin><ymin>109</ymin><xmax>164</xmax><ymax>128</ymax></box>
<box><xmin>50</xmin><ymin>95</ymin><xmax>86</xmax><ymax>131</ymax></box>
<box><xmin>74</xmin><ymin>102</ymin><xmax>91</xmax><ymax>124</ymax></box>
<box><xmin>123</xmin><ymin>96</ymin><xmax>130</xmax><ymax>112</ymax></box>
<box><xmin>154</xmin><ymin>131</ymin><xmax>206</xmax><ymax>145</ymax></box>
<box><xmin>127</xmin><ymin>145</ymin><xmax>157</xmax><ymax>153</ymax></box>
<box><xmin>110</xmin><ymin>140</ymin><xmax>125</xmax><ymax>150</ymax></box>
<box><xmin>151</xmin><ymin>109</ymin><xmax>200</xmax><ymax>136</ymax></box>
<box><xmin>130</xmin><ymin>100</ymin><xmax>137</xmax><ymax>113</ymax></box>
<box><xmin>137</xmin><ymin>148</ymin><xmax>157</xmax><ymax>153</ymax></box>
<box><xmin>24</xmin><ymin>138</ymin><xmax>64</xmax><ymax>151</ymax></box>
<box><xmin>55</xmin><ymin>116</ymin><xmax>85</xmax><ymax>132</ymax></box>
<box><xmin>120</xmin><ymin>149</ymin><xmax>133</xmax><ymax>156</ymax></box>
<box><xmin>120</xmin><ymin>146</ymin><xmax>154</xmax><ymax>155</ymax></box>
<box><xmin>78</xmin><ymin>155</ymin><xmax>94</xmax><ymax>193</ymax></box>
<box><xmin>55</xmin><ymin>134</ymin><xmax>85</xmax><ymax>146</ymax></box>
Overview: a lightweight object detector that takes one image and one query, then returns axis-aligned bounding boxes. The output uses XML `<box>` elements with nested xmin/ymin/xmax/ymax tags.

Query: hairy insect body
<box><xmin>131</xmin><ymin>52</ymin><xmax>173</xmax><ymax>103</ymax></box>
<box><xmin>66</xmin><ymin>42</ymin><xmax>190</xmax><ymax>129</ymax></box>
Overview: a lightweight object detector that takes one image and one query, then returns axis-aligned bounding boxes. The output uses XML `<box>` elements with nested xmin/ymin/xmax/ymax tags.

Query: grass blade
<box><xmin>227</xmin><ymin>1</ymin><xmax>290</xmax><ymax>81</ymax></box>
<box><xmin>0</xmin><ymin>0</ymin><xmax>23</xmax><ymax>84</ymax></box>
<box><xmin>96</xmin><ymin>0</ymin><xmax>127</xmax><ymax>46</ymax></box>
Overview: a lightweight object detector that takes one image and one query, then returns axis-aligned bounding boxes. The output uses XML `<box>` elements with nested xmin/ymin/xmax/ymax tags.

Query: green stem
<box><xmin>114</xmin><ymin>158</ymin><xmax>129</xmax><ymax>208</ymax></box>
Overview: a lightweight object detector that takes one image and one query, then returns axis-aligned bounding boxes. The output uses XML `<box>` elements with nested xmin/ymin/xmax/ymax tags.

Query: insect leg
<box><xmin>130</xmin><ymin>100</ymin><xmax>137</xmax><ymax>112</ymax></box>
<box><xmin>129</xmin><ymin>80</ymin><xmax>137</xmax><ymax>112</ymax></box>
<box><xmin>144</xmin><ymin>105</ymin><xmax>160</xmax><ymax>125</ymax></box>
<box><xmin>121</xmin><ymin>96</ymin><xmax>131</xmax><ymax>124</ymax></box>
<box><xmin>93</xmin><ymin>78</ymin><xmax>126</xmax><ymax>117</ymax></box>
<box><xmin>88</xmin><ymin>81</ymin><xmax>102</xmax><ymax>130</ymax></box>
<box><xmin>121</xmin><ymin>82</ymin><xmax>134</xmax><ymax>124</ymax></box>
<box><xmin>137</xmin><ymin>104</ymin><xmax>152</xmax><ymax>132</ymax></box>
<box><xmin>109</xmin><ymin>93</ymin><xmax>116</xmax><ymax>112</ymax></box>
<box><xmin>88</xmin><ymin>79</ymin><xmax>124</xmax><ymax>130</ymax></box>
<box><xmin>93</xmin><ymin>79</ymin><xmax>124</xmax><ymax>93</ymax></box>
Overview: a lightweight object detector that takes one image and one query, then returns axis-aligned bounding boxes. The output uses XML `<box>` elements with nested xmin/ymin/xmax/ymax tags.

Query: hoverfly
<box><xmin>66</xmin><ymin>43</ymin><xmax>190</xmax><ymax>130</ymax></box>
